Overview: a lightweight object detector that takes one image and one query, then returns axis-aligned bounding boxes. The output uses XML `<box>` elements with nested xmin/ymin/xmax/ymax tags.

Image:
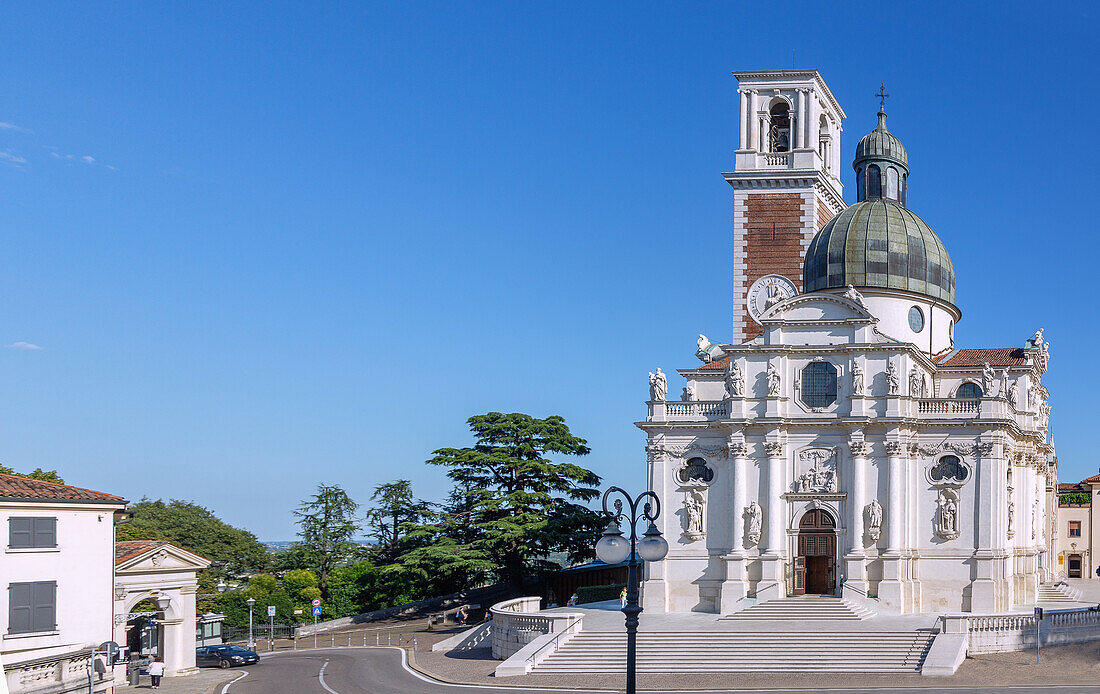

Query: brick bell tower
<box><xmin>726</xmin><ymin>70</ymin><xmax>847</xmax><ymax>342</ymax></box>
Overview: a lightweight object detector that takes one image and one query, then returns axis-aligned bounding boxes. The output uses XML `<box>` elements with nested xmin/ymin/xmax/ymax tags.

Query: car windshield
<box><xmin>211</xmin><ymin>645</ymin><xmax>251</xmax><ymax>654</ymax></box>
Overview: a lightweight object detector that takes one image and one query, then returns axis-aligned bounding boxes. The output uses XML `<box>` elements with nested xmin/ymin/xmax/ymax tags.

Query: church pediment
<box><xmin>760</xmin><ymin>293</ymin><xmax>874</xmax><ymax>325</ymax></box>
<box><xmin>116</xmin><ymin>542</ymin><xmax>210</xmax><ymax>574</ymax></box>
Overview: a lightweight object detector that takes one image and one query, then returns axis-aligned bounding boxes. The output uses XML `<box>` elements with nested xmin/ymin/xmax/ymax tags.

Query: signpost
<box><xmin>267</xmin><ymin>606</ymin><xmax>276</xmax><ymax>651</ymax></box>
<box><xmin>312</xmin><ymin>599</ymin><xmax>322</xmax><ymax>649</ymax></box>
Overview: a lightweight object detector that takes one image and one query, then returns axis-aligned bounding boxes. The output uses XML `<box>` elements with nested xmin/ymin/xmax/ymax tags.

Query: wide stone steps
<box><xmin>1037</xmin><ymin>583</ymin><xmax>1083</xmax><ymax>603</ymax></box>
<box><xmin>720</xmin><ymin>596</ymin><xmax>874</xmax><ymax>621</ymax></box>
<box><xmin>534</xmin><ymin>631</ymin><xmax>934</xmax><ymax>673</ymax></box>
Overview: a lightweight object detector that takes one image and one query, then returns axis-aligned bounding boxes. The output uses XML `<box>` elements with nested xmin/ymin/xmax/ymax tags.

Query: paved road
<box><xmin>218</xmin><ymin>647</ymin><xmax>1100</xmax><ymax>694</ymax></box>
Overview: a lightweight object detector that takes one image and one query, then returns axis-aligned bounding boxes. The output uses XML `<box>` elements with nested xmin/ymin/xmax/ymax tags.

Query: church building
<box><xmin>640</xmin><ymin>70</ymin><xmax>1057</xmax><ymax>615</ymax></box>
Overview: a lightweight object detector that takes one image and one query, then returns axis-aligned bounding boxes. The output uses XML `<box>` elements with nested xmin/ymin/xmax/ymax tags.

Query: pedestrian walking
<box><xmin>148</xmin><ymin>658</ymin><xmax>165</xmax><ymax>689</ymax></box>
<box><xmin>619</xmin><ymin>587</ymin><xmax>627</xmax><ymax>608</ymax></box>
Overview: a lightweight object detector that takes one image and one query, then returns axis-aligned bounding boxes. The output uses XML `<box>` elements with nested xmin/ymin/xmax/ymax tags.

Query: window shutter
<box><xmin>31</xmin><ymin>582</ymin><xmax>56</xmax><ymax>633</ymax></box>
<box><xmin>32</xmin><ymin>518</ymin><xmax>56</xmax><ymax>548</ymax></box>
<box><xmin>9</xmin><ymin>517</ymin><xmax>32</xmax><ymax>549</ymax></box>
<box><xmin>8</xmin><ymin>583</ymin><xmax>33</xmax><ymax>633</ymax></box>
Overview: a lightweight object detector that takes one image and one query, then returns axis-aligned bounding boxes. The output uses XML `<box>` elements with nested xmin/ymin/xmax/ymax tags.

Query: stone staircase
<box><xmin>1037</xmin><ymin>582</ymin><xmax>1084</xmax><ymax>605</ymax></box>
<box><xmin>720</xmin><ymin>595</ymin><xmax>874</xmax><ymax>621</ymax></box>
<box><xmin>533</xmin><ymin>630</ymin><xmax>935</xmax><ymax>673</ymax></box>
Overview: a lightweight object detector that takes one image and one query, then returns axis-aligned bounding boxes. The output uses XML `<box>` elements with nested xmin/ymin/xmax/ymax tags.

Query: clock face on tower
<box><xmin>746</xmin><ymin>274</ymin><xmax>798</xmax><ymax>323</ymax></box>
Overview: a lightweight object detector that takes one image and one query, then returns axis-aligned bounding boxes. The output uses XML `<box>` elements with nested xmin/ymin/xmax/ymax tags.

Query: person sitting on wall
<box><xmin>566</xmin><ymin>593</ymin><xmax>578</xmax><ymax>607</ymax></box>
<box><xmin>456</xmin><ymin>607</ymin><xmax>468</xmax><ymax>625</ymax></box>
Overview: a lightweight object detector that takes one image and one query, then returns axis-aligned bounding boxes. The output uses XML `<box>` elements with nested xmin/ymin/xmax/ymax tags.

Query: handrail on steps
<box><xmin>524</xmin><ymin>615</ymin><xmax>583</xmax><ymax>667</ymax></box>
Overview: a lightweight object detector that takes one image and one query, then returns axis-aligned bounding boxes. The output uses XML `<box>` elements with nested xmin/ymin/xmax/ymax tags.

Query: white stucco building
<box><xmin>640</xmin><ymin>70</ymin><xmax>1057</xmax><ymax>616</ymax></box>
<box><xmin>0</xmin><ymin>473</ymin><xmax>128</xmax><ymax>693</ymax></box>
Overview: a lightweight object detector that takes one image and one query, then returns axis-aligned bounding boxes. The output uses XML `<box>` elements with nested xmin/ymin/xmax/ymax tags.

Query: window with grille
<box><xmin>956</xmin><ymin>382</ymin><xmax>983</xmax><ymax>399</ymax></box>
<box><xmin>801</xmin><ymin>362</ymin><xmax>838</xmax><ymax>408</ymax></box>
<box><xmin>930</xmin><ymin>455</ymin><xmax>968</xmax><ymax>483</ymax></box>
<box><xmin>676</xmin><ymin>458</ymin><xmax>714</xmax><ymax>484</ymax></box>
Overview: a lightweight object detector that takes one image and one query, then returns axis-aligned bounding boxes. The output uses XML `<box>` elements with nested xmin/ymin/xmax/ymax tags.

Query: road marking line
<box><xmin>220</xmin><ymin>670</ymin><xmax>248</xmax><ymax>693</ymax></box>
<box><xmin>319</xmin><ymin>659</ymin><xmax>339</xmax><ymax>694</ymax></box>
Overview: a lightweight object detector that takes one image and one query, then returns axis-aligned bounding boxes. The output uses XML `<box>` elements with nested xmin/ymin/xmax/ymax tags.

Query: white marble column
<box><xmin>755</xmin><ymin>440</ymin><xmax>787</xmax><ymax>601</ymax></box>
<box><xmin>720</xmin><ymin>440</ymin><xmax>750</xmax><ymax>612</ymax></box>
<box><xmin>804</xmin><ymin>90</ymin><xmax>813</xmax><ymax>151</ymax></box>
<box><xmin>748</xmin><ymin>90</ymin><xmax>759</xmax><ymax>152</ymax></box>
<box><xmin>844</xmin><ymin>438</ymin><xmax>869</xmax><ymax>599</ymax></box>
<box><xmin>795</xmin><ymin>90</ymin><xmax>805</xmax><ymax>149</ymax></box>
<box><xmin>879</xmin><ymin>440</ymin><xmax>906</xmax><ymax>612</ymax></box>
<box><xmin>738</xmin><ymin>90</ymin><xmax>748</xmax><ymax>151</ymax></box>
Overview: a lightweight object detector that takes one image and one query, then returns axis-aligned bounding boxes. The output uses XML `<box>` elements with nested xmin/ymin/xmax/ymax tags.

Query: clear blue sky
<box><xmin>0</xmin><ymin>3</ymin><xmax>1095</xmax><ymax>540</ymax></box>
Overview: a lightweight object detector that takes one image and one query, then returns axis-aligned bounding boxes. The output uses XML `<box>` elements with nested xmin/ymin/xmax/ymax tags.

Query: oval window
<box><xmin>909</xmin><ymin>306</ymin><xmax>925</xmax><ymax>333</ymax></box>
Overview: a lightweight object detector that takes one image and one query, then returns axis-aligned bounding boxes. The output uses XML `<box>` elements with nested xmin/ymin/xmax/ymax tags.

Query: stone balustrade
<box><xmin>763</xmin><ymin>152</ymin><xmax>790</xmax><ymax>166</ymax></box>
<box><xmin>4</xmin><ymin>648</ymin><xmax>111</xmax><ymax>693</ymax></box>
<box><xmin>490</xmin><ymin>597</ymin><xmax>582</xmax><ymax>660</ymax></box>
<box><xmin>942</xmin><ymin>607</ymin><xmax>1100</xmax><ymax>655</ymax></box>
<box><xmin>917</xmin><ymin>398</ymin><xmax>980</xmax><ymax>416</ymax></box>
<box><xmin>649</xmin><ymin>400</ymin><xmax>729</xmax><ymax>422</ymax></box>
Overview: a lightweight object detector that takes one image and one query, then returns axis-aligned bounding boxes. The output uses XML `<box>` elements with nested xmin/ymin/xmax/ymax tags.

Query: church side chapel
<box><xmin>640</xmin><ymin>71</ymin><xmax>1057</xmax><ymax>615</ymax></box>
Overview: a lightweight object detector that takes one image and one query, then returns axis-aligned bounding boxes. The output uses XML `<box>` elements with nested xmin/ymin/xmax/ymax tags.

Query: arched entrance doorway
<box><xmin>794</xmin><ymin>509</ymin><xmax>836</xmax><ymax>595</ymax></box>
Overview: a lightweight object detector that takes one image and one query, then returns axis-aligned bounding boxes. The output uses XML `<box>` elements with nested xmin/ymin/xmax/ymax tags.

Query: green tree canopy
<box><xmin>427</xmin><ymin>412</ymin><xmax>603</xmax><ymax>591</ymax></box>
<box><xmin>365</xmin><ymin>479</ymin><xmax>433</xmax><ymax>564</ymax></box>
<box><xmin>0</xmin><ymin>465</ymin><xmax>65</xmax><ymax>484</ymax></box>
<box><xmin>117</xmin><ymin>499</ymin><xmax>270</xmax><ymax>576</ymax></box>
<box><xmin>293</xmin><ymin>484</ymin><xmax>360</xmax><ymax>600</ymax></box>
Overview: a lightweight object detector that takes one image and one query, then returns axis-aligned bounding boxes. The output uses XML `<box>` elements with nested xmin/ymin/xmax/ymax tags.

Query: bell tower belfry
<box><xmin>725</xmin><ymin>70</ymin><xmax>846</xmax><ymax>342</ymax></box>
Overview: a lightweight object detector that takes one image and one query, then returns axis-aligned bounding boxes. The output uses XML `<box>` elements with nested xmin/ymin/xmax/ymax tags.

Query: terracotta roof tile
<box><xmin>115</xmin><ymin>540</ymin><xmax>171</xmax><ymax>565</ymax></box>
<box><xmin>934</xmin><ymin>348</ymin><xmax>1029</xmax><ymax>368</ymax></box>
<box><xmin>699</xmin><ymin>356</ymin><xmax>730</xmax><ymax>371</ymax></box>
<box><xmin>0</xmin><ymin>473</ymin><xmax>126</xmax><ymax>504</ymax></box>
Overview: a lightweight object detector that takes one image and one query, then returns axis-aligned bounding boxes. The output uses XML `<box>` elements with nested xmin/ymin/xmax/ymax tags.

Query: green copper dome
<box><xmin>803</xmin><ymin>199</ymin><xmax>955</xmax><ymax>304</ymax></box>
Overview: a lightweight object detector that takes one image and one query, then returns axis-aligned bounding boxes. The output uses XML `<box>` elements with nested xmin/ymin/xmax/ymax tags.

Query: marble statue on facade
<box><xmin>1007</xmin><ymin>499</ymin><xmax>1015</xmax><ymax>537</ymax></box>
<box><xmin>935</xmin><ymin>491</ymin><xmax>960</xmax><ymax>540</ymax></box>
<box><xmin>866</xmin><ymin>499</ymin><xmax>883</xmax><ymax>542</ymax></box>
<box><xmin>982</xmin><ymin>362</ymin><xmax>996</xmax><ymax>396</ymax></box>
<box><xmin>1007</xmin><ymin>380</ymin><xmax>1019</xmax><ymax>407</ymax></box>
<box><xmin>648</xmin><ymin>368</ymin><xmax>667</xmax><ymax>401</ymax></box>
<box><xmin>1031</xmin><ymin>328</ymin><xmax>1044</xmax><ymax>347</ymax></box>
<box><xmin>851</xmin><ymin>360</ymin><xmax>864</xmax><ymax>396</ymax></box>
<box><xmin>1031</xmin><ymin>502</ymin><xmax>1037</xmax><ymax>540</ymax></box>
<box><xmin>726</xmin><ymin>360</ymin><xmax>744</xmax><ymax>398</ymax></box>
<box><xmin>681</xmin><ymin>381</ymin><xmax>697</xmax><ymax>402</ymax></box>
<box><xmin>695</xmin><ymin>334</ymin><xmax>727</xmax><ymax>363</ymax></box>
<box><xmin>684</xmin><ymin>494</ymin><xmax>704</xmax><ymax>540</ymax></box>
<box><xmin>999</xmin><ymin>369</ymin><xmax>1010</xmax><ymax>400</ymax></box>
<box><xmin>745</xmin><ymin>501</ymin><xmax>762</xmax><ymax>546</ymax></box>
<box><xmin>844</xmin><ymin>284</ymin><xmax>869</xmax><ymax>310</ymax></box>
<box><xmin>886</xmin><ymin>360</ymin><xmax>900</xmax><ymax>395</ymax></box>
<box><xmin>909</xmin><ymin>366</ymin><xmax>924</xmax><ymax>398</ymax></box>
<box><xmin>766</xmin><ymin>363</ymin><xmax>781</xmax><ymax>396</ymax></box>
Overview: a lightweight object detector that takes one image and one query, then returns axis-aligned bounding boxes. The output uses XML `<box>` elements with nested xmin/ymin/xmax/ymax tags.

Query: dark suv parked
<box><xmin>196</xmin><ymin>645</ymin><xmax>260</xmax><ymax>668</ymax></box>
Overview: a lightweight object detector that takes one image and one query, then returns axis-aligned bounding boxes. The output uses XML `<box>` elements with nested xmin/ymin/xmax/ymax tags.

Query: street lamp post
<box><xmin>594</xmin><ymin>486</ymin><xmax>669</xmax><ymax>694</ymax></box>
<box><xmin>245</xmin><ymin>598</ymin><xmax>256</xmax><ymax>650</ymax></box>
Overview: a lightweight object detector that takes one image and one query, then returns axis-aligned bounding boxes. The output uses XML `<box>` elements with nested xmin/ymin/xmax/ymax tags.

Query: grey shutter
<box><xmin>32</xmin><ymin>518</ymin><xmax>56</xmax><ymax>548</ymax></box>
<box><xmin>8</xmin><ymin>583</ymin><xmax>33</xmax><ymax>633</ymax></box>
<box><xmin>9</xmin><ymin>518</ymin><xmax>32</xmax><ymax>549</ymax></box>
<box><xmin>31</xmin><ymin>582</ymin><xmax>56</xmax><ymax>632</ymax></box>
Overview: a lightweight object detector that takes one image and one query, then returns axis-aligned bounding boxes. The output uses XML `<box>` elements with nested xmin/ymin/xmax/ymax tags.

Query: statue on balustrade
<box><xmin>982</xmin><ymin>362</ymin><xmax>996</xmax><ymax>396</ymax></box>
<box><xmin>681</xmin><ymin>381</ymin><xmax>697</xmax><ymax>402</ymax></box>
<box><xmin>648</xmin><ymin>368</ymin><xmax>667</xmax><ymax>401</ymax></box>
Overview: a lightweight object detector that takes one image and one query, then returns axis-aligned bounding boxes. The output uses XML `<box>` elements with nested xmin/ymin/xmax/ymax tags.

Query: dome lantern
<box><xmin>853</xmin><ymin>95</ymin><xmax>909</xmax><ymax>206</ymax></box>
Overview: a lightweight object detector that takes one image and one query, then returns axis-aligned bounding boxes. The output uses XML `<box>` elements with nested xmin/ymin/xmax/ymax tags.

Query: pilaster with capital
<box><xmin>884</xmin><ymin>441</ymin><xmax>906</xmax><ymax>553</ymax></box>
<box><xmin>720</xmin><ymin>438</ymin><xmax>751</xmax><ymax>612</ymax></box>
<box><xmin>763</xmin><ymin>440</ymin><xmax>785</xmax><ymax>554</ymax></box>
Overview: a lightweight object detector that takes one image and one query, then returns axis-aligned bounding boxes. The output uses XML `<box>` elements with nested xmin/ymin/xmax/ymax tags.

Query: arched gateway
<box><xmin>793</xmin><ymin>509</ymin><xmax>836</xmax><ymax>595</ymax></box>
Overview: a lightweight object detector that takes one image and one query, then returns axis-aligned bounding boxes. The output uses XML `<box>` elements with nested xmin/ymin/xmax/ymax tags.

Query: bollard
<box><xmin>348</xmin><ymin>634</ymin><xmax>351</xmax><ymax>647</ymax></box>
<box><xmin>331</xmin><ymin>634</ymin><xmax>334</xmax><ymax>647</ymax></box>
<box><xmin>387</xmin><ymin>633</ymin><xmax>391</xmax><ymax>646</ymax></box>
<box><xmin>363</xmin><ymin>632</ymin><xmax>367</xmax><ymax>647</ymax></box>
<box><xmin>375</xmin><ymin>632</ymin><xmax>379</xmax><ymax>646</ymax></box>
<box><xmin>413</xmin><ymin>636</ymin><xmax>417</xmax><ymax>651</ymax></box>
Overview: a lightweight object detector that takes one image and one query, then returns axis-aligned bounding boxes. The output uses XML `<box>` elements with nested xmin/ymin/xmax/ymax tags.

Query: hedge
<box><xmin>575</xmin><ymin>583</ymin><xmax>626</xmax><ymax>605</ymax></box>
<box><xmin>1060</xmin><ymin>493</ymin><xmax>1091</xmax><ymax>505</ymax></box>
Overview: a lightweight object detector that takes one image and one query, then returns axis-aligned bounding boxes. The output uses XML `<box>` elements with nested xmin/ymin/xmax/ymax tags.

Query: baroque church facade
<box><xmin>640</xmin><ymin>70</ymin><xmax>1057</xmax><ymax>615</ymax></box>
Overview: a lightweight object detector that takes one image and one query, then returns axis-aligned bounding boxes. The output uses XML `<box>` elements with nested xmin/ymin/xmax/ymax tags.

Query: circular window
<box><xmin>908</xmin><ymin>306</ymin><xmax>925</xmax><ymax>333</ymax></box>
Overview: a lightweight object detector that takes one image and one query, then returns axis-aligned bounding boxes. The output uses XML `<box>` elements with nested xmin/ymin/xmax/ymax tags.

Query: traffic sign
<box><xmin>311</xmin><ymin>605</ymin><xmax>322</xmax><ymax>616</ymax></box>
<box><xmin>267</xmin><ymin>606</ymin><xmax>276</xmax><ymax>617</ymax></box>
<box><xmin>311</xmin><ymin>598</ymin><xmax>321</xmax><ymax>607</ymax></box>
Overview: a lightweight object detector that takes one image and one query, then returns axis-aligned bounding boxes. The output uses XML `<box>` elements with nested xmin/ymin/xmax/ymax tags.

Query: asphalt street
<box><xmin>214</xmin><ymin>647</ymin><xmax>1100</xmax><ymax>694</ymax></box>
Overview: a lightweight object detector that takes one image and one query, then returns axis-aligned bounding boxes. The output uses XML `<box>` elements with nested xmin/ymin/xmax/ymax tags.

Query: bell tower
<box><xmin>725</xmin><ymin>70</ymin><xmax>847</xmax><ymax>342</ymax></box>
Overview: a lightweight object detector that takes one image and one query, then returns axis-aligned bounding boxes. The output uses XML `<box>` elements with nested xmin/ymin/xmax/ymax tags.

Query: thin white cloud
<box><xmin>45</xmin><ymin>149</ymin><xmax>115</xmax><ymax>170</ymax></box>
<box><xmin>82</xmin><ymin>155</ymin><xmax>94</xmax><ymax>163</ymax></box>
<box><xmin>0</xmin><ymin>151</ymin><xmax>27</xmax><ymax>166</ymax></box>
<box><xmin>0</xmin><ymin>122</ymin><xmax>31</xmax><ymax>134</ymax></box>
<box><xmin>5</xmin><ymin>342</ymin><xmax>42</xmax><ymax>351</ymax></box>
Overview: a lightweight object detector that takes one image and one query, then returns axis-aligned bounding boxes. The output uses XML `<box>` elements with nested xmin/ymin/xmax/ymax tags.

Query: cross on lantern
<box><xmin>875</xmin><ymin>83</ymin><xmax>890</xmax><ymax>112</ymax></box>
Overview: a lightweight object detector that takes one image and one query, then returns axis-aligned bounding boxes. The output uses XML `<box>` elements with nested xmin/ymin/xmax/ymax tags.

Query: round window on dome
<box><xmin>909</xmin><ymin>306</ymin><xmax>925</xmax><ymax>333</ymax></box>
